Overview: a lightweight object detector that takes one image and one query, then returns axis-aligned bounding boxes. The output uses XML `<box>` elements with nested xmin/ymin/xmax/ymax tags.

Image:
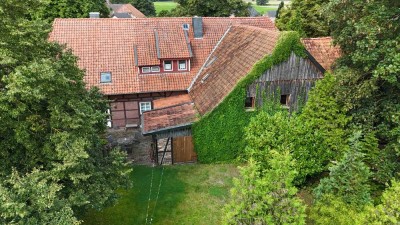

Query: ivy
<box><xmin>192</xmin><ymin>32</ymin><xmax>305</xmax><ymax>163</ymax></box>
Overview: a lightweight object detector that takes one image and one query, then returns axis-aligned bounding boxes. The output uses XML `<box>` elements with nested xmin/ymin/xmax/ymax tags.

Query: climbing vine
<box><xmin>192</xmin><ymin>32</ymin><xmax>305</xmax><ymax>163</ymax></box>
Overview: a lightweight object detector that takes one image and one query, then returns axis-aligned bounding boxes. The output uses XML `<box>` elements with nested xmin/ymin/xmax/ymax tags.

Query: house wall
<box><xmin>247</xmin><ymin>52</ymin><xmax>323</xmax><ymax>110</ymax></box>
<box><xmin>108</xmin><ymin>91</ymin><xmax>187</xmax><ymax>128</ymax></box>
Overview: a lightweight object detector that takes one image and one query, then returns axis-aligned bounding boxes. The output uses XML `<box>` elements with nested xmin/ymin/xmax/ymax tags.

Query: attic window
<box><xmin>164</xmin><ymin>61</ymin><xmax>172</xmax><ymax>71</ymax></box>
<box><xmin>183</xmin><ymin>24</ymin><xmax>190</xmax><ymax>30</ymax></box>
<box><xmin>178</xmin><ymin>60</ymin><xmax>187</xmax><ymax>70</ymax></box>
<box><xmin>280</xmin><ymin>95</ymin><xmax>290</xmax><ymax>107</ymax></box>
<box><xmin>100</xmin><ymin>72</ymin><xmax>112</xmax><ymax>83</ymax></box>
<box><xmin>151</xmin><ymin>66</ymin><xmax>160</xmax><ymax>72</ymax></box>
<box><xmin>142</xmin><ymin>67</ymin><xmax>151</xmax><ymax>73</ymax></box>
<box><xmin>245</xmin><ymin>97</ymin><xmax>255</xmax><ymax>111</ymax></box>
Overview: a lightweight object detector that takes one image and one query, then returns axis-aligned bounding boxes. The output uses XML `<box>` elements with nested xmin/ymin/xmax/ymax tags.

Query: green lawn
<box><xmin>82</xmin><ymin>164</ymin><xmax>239</xmax><ymax>225</ymax></box>
<box><xmin>251</xmin><ymin>4</ymin><xmax>278</xmax><ymax>15</ymax></box>
<box><xmin>154</xmin><ymin>1</ymin><xmax>178</xmax><ymax>14</ymax></box>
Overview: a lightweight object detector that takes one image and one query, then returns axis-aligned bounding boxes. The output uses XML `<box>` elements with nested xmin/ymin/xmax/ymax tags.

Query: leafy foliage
<box><xmin>310</xmin><ymin>194</ymin><xmax>367</xmax><ymax>225</ymax></box>
<box><xmin>167</xmin><ymin>0</ymin><xmax>250</xmax><ymax>17</ymax></box>
<box><xmin>314</xmin><ymin>133</ymin><xmax>372</xmax><ymax>206</ymax></box>
<box><xmin>275</xmin><ymin>1</ymin><xmax>284</xmax><ymax>19</ymax></box>
<box><xmin>37</xmin><ymin>0</ymin><xmax>110</xmax><ymax>20</ymax></box>
<box><xmin>365</xmin><ymin>180</ymin><xmax>400</xmax><ymax>224</ymax></box>
<box><xmin>224</xmin><ymin>151</ymin><xmax>306</xmax><ymax>225</ymax></box>
<box><xmin>0</xmin><ymin>0</ymin><xmax>131</xmax><ymax>223</ymax></box>
<box><xmin>245</xmin><ymin>74</ymin><xmax>349</xmax><ymax>184</ymax></box>
<box><xmin>275</xmin><ymin>0</ymin><xmax>330</xmax><ymax>37</ymax></box>
<box><xmin>192</xmin><ymin>32</ymin><xmax>305</xmax><ymax>163</ymax></box>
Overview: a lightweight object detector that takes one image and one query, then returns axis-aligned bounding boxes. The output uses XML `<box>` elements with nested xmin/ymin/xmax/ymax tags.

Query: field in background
<box><xmin>82</xmin><ymin>164</ymin><xmax>239</xmax><ymax>225</ymax></box>
<box><xmin>154</xmin><ymin>1</ymin><xmax>290</xmax><ymax>16</ymax></box>
<box><xmin>154</xmin><ymin>1</ymin><xmax>178</xmax><ymax>14</ymax></box>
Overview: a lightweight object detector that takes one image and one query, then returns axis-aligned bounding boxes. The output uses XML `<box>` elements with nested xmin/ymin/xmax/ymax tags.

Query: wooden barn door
<box><xmin>172</xmin><ymin>136</ymin><xmax>197</xmax><ymax>163</ymax></box>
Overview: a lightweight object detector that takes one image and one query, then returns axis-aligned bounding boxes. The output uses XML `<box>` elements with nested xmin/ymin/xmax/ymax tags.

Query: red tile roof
<box><xmin>301</xmin><ymin>37</ymin><xmax>341</xmax><ymax>72</ymax></box>
<box><xmin>110</xmin><ymin>4</ymin><xmax>146</xmax><ymax>18</ymax></box>
<box><xmin>142</xmin><ymin>102</ymin><xmax>197</xmax><ymax>134</ymax></box>
<box><xmin>189</xmin><ymin>25</ymin><xmax>280</xmax><ymax>115</ymax></box>
<box><xmin>49</xmin><ymin>17</ymin><xmax>276</xmax><ymax>95</ymax></box>
<box><xmin>153</xmin><ymin>94</ymin><xmax>192</xmax><ymax>109</ymax></box>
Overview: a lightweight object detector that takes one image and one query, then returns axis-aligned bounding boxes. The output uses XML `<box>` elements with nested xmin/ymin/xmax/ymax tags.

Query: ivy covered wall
<box><xmin>192</xmin><ymin>32</ymin><xmax>306</xmax><ymax>163</ymax></box>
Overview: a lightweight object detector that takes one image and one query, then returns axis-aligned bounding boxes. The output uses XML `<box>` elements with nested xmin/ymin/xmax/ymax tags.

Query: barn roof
<box><xmin>109</xmin><ymin>4</ymin><xmax>146</xmax><ymax>18</ymax></box>
<box><xmin>189</xmin><ymin>25</ymin><xmax>280</xmax><ymax>115</ymax></box>
<box><xmin>301</xmin><ymin>37</ymin><xmax>341</xmax><ymax>72</ymax></box>
<box><xmin>49</xmin><ymin>17</ymin><xmax>276</xmax><ymax>95</ymax></box>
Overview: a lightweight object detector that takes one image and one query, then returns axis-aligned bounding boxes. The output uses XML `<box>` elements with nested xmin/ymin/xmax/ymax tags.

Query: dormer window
<box><xmin>142</xmin><ymin>67</ymin><xmax>151</xmax><ymax>73</ymax></box>
<box><xmin>178</xmin><ymin>60</ymin><xmax>187</xmax><ymax>70</ymax></box>
<box><xmin>151</xmin><ymin>66</ymin><xmax>160</xmax><ymax>72</ymax></box>
<box><xmin>100</xmin><ymin>72</ymin><xmax>112</xmax><ymax>83</ymax></box>
<box><xmin>164</xmin><ymin>61</ymin><xmax>172</xmax><ymax>71</ymax></box>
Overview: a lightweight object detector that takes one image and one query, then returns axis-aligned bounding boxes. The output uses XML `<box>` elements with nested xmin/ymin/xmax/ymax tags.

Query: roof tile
<box><xmin>301</xmin><ymin>37</ymin><xmax>341</xmax><ymax>71</ymax></box>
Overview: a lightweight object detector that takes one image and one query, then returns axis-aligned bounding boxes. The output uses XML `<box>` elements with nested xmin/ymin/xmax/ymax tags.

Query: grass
<box><xmin>251</xmin><ymin>4</ymin><xmax>278</xmax><ymax>15</ymax></box>
<box><xmin>154</xmin><ymin>1</ymin><xmax>178</xmax><ymax>14</ymax></box>
<box><xmin>82</xmin><ymin>164</ymin><xmax>239</xmax><ymax>225</ymax></box>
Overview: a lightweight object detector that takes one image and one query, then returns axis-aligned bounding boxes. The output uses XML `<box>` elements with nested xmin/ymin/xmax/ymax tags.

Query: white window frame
<box><xmin>139</xmin><ymin>102</ymin><xmax>152</xmax><ymax>114</ymax></box>
<box><xmin>100</xmin><ymin>72</ymin><xmax>112</xmax><ymax>83</ymax></box>
<box><xmin>151</xmin><ymin>66</ymin><xmax>160</xmax><ymax>72</ymax></box>
<box><xmin>163</xmin><ymin>60</ymin><xmax>173</xmax><ymax>71</ymax></box>
<box><xmin>178</xmin><ymin>60</ymin><xmax>187</xmax><ymax>71</ymax></box>
<box><xmin>142</xmin><ymin>67</ymin><xmax>151</xmax><ymax>73</ymax></box>
<box><xmin>106</xmin><ymin>108</ymin><xmax>112</xmax><ymax>128</ymax></box>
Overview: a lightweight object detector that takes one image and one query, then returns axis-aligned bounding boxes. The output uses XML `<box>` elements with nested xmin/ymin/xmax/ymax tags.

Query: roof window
<box><xmin>183</xmin><ymin>24</ymin><xmax>190</xmax><ymax>30</ymax></box>
<box><xmin>151</xmin><ymin>66</ymin><xmax>160</xmax><ymax>72</ymax></box>
<box><xmin>142</xmin><ymin>67</ymin><xmax>151</xmax><ymax>73</ymax></box>
<box><xmin>164</xmin><ymin>61</ymin><xmax>172</xmax><ymax>71</ymax></box>
<box><xmin>100</xmin><ymin>72</ymin><xmax>112</xmax><ymax>83</ymax></box>
<box><xmin>178</xmin><ymin>60</ymin><xmax>187</xmax><ymax>70</ymax></box>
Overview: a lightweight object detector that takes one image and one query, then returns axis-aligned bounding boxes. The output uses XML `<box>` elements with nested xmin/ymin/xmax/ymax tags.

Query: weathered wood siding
<box><xmin>247</xmin><ymin>52</ymin><xmax>323</xmax><ymax>110</ymax></box>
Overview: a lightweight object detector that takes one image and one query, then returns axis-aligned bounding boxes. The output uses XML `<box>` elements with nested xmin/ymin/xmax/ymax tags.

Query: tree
<box><xmin>314</xmin><ymin>133</ymin><xmax>372</xmax><ymax>206</ymax></box>
<box><xmin>0</xmin><ymin>0</ymin><xmax>131</xmax><ymax>223</ymax></box>
<box><xmin>275</xmin><ymin>1</ymin><xmax>284</xmax><ymax>19</ymax></box>
<box><xmin>224</xmin><ymin>151</ymin><xmax>306</xmax><ymax>225</ymax></box>
<box><xmin>365</xmin><ymin>180</ymin><xmax>400</xmax><ymax>224</ymax></box>
<box><xmin>256</xmin><ymin>0</ymin><xmax>267</xmax><ymax>6</ymax></box>
<box><xmin>37</xmin><ymin>0</ymin><xmax>110</xmax><ymax>21</ymax></box>
<box><xmin>275</xmin><ymin>0</ymin><xmax>330</xmax><ymax>37</ymax></box>
<box><xmin>132</xmin><ymin>0</ymin><xmax>156</xmax><ymax>17</ymax></box>
<box><xmin>327</xmin><ymin>0</ymin><xmax>400</xmax><ymax>180</ymax></box>
<box><xmin>170</xmin><ymin>0</ymin><xmax>250</xmax><ymax>17</ymax></box>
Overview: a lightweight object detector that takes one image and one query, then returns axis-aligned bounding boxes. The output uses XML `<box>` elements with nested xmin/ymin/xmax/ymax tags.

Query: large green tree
<box><xmin>327</xmin><ymin>0</ymin><xmax>400</xmax><ymax>174</ymax></box>
<box><xmin>0</xmin><ymin>0</ymin><xmax>130</xmax><ymax>223</ymax></box>
<box><xmin>169</xmin><ymin>0</ymin><xmax>250</xmax><ymax>17</ymax></box>
<box><xmin>37</xmin><ymin>0</ymin><xmax>110</xmax><ymax>20</ymax></box>
<box><xmin>275</xmin><ymin>0</ymin><xmax>330</xmax><ymax>37</ymax></box>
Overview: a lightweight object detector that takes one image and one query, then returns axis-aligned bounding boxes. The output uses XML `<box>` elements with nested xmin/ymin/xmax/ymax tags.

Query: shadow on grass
<box><xmin>82</xmin><ymin>165</ymin><xmax>185</xmax><ymax>225</ymax></box>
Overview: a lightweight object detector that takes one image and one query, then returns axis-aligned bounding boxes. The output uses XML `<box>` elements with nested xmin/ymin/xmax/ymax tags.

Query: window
<box><xmin>100</xmin><ymin>72</ymin><xmax>112</xmax><ymax>83</ymax></box>
<box><xmin>245</xmin><ymin>97</ymin><xmax>255</xmax><ymax>111</ymax></box>
<box><xmin>178</xmin><ymin>60</ymin><xmax>187</xmax><ymax>70</ymax></box>
<box><xmin>280</xmin><ymin>95</ymin><xmax>290</xmax><ymax>106</ymax></box>
<box><xmin>151</xmin><ymin>66</ymin><xmax>160</xmax><ymax>72</ymax></box>
<box><xmin>164</xmin><ymin>61</ymin><xmax>172</xmax><ymax>71</ymax></box>
<box><xmin>139</xmin><ymin>102</ymin><xmax>152</xmax><ymax>114</ymax></box>
<box><xmin>142</xmin><ymin>67</ymin><xmax>150</xmax><ymax>73</ymax></box>
<box><xmin>106</xmin><ymin>108</ymin><xmax>112</xmax><ymax>128</ymax></box>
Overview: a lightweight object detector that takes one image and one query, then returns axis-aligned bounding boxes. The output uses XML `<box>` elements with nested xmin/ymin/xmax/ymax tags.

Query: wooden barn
<box><xmin>142</xmin><ymin>30</ymin><xmax>341</xmax><ymax>164</ymax></box>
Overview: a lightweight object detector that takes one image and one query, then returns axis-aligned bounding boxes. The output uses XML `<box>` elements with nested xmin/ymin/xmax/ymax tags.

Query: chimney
<box><xmin>192</xmin><ymin>16</ymin><xmax>203</xmax><ymax>38</ymax></box>
<box><xmin>89</xmin><ymin>12</ymin><xmax>100</xmax><ymax>18</ymax></box>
